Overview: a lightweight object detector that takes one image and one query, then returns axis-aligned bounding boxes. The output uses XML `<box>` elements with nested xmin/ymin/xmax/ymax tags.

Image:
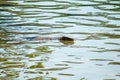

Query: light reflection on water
<box><xmin>0</xmin><ymin>0</ymin><xmax>120</xmax><ymax>80</ymax></box>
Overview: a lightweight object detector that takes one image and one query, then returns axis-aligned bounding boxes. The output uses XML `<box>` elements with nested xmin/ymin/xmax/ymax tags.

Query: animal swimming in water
<box><xmin>26</xmin><ymin>36</ymin><xmax>74</xmax><ymax>45</ymax></box>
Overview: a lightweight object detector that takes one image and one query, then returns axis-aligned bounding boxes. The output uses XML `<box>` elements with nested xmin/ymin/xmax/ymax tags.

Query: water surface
<box><xmin>0</xmin><ymin>0</ymin><xmax>120</xmax><ymax>80</ymax></box>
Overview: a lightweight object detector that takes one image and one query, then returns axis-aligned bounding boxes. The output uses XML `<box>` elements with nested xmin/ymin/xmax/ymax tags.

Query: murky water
<box><xmin>0</xmin><ymin>0</ymin><xmax>120</xmax><ymax>80</ymax></box>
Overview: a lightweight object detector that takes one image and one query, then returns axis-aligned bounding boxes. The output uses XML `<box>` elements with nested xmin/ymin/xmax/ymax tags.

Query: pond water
<box><xmin>0</xmin><ymin>0</ymin><xmax>120</xmax><ymax>80</ymax></box>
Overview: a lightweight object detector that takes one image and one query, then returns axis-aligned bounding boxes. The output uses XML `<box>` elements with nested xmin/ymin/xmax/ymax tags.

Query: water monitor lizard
<box><xmin>26</xmin><ymin>36</ymin><xmax>74</xmax><ymax>45</ymax></box>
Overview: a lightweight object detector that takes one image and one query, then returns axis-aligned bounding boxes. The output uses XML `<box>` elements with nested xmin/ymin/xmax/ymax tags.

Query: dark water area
<box><xmin>0</xmin><ymin>0</ymin><xmax>120</xmax><ymax>80</ymax></box>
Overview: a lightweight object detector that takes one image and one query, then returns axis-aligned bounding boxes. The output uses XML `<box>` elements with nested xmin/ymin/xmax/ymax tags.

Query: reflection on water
<box><xmin>0</xmin><ymin>0</ymin><xmax>120</xmax><ymax>80</ymax></box>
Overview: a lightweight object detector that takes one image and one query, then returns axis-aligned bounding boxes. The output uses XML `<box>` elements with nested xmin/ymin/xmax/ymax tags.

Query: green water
<box><xmin>0</xmin><ymin>0</ymin><xmax>120</xmax><ymax>80</ymax></box>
